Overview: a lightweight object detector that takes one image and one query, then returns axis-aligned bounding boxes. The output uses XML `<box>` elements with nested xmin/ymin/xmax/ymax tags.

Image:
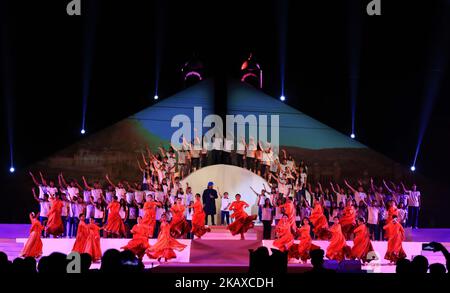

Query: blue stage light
<box><xmin>280</xmin><ymin>95</ymin><xmax>286</xmax><ymax>102</ymax></box>
<box><xmin>81</xmin><ymin>129</ymin><xmax>86</xmax><ymax>135</ymax></box>
<box><xmin>350</xmin><ymin>133</ymin><xmax>356</xmax><ymax>139</ymax></box>
<box><xmin>410</xmin><ymin>166</ymin><xmax>416</xmax><ymax>172</ymax></box>
<box><xmin>154</xmin><ymin>95</ymin><xmax>159</xmax><ymax>100</ymax></box>
<box><xmin>9</xmin><ymin>167</ymin><xmax>15</xmax><ymax>173</ymax></box>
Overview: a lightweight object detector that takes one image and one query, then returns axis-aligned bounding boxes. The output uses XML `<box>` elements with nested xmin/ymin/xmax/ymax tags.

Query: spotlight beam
<box><xmin>154</xmin><ymin>0</ymin><xmax>167</xmax><ymax>100</ymax></box>
<box><xmin>277</xmin><ymin>0</ymin><xmax>288</xmax><ymax>99</ymax></box>
<box><xmin>81</xmin><ymin>0</ymin><xmax>99</xmax><ymax>134</ymax></box>
<box><xmin>412</xmin><ymin>3</ymin><xmax>450</xmax><ymax>169</ymax></box>
<box><xmin>346</xmin><ymin>1</ymin><xmax>363</xmax><ymax>139</ymax></box>
<box><xmin>1</xmin><ymin>1</ymin><xmax>15</xmax><ymax>174</ymax></box>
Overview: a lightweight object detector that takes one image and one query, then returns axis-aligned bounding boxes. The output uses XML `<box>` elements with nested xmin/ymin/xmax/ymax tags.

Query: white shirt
<box><xmin>134</xmin><ymin>191</ymin><xmax>145</xmax><ymax>204</ymax></box>
<box><xmin>186</xmin><ymin>208</ymin><xmax>193</xmax><ymax>221</ymax></box>
<box><xmin>221</xmin><ymin>198</ymin><xmax>231</xmax><ymax>211</ymax></box>
<box><xmin>236</xmin><ymin>141</ymin><xmax>245</xmax><ymax>155</ymax></box>
<box><xmin>258</xmin><ymin>195</ymin><xmax>267</xmax><ymax>206</ymax></box>
<box><xmin>94</xmin><ymin>205</ymin><xmax>104</xmax><ymax>219</ymax></box>
<box><xmin>354</xmin><ymin>192</ymin><xmax>367</xmax><ymax>205</ymax></box>
<box><xmin>46</xmin><ymin>186</ymin><xmax>58</xmax><ymax>197</ymax></box>
<box><xmin>224</xmin><ymin>139</ymin><xmax>233</xmax><ymax>153</ymax></box>
<box><xmin>83</xmin><ymin>190</ymin><xmax>91</xmax><ymax>203</ymax></box>
<box><xmin>105</xmin><ymin>191</ymin><xmax>114</xmax><ymax>204</ymax></box>
<box><xmin>336</xmin><ymin>193</ymin><xmax>347</xmax><ymax>205</ymax></box>
<box><xmin>367</xmin><ymin>206</ymin><xmax>380</xmax><ymax>225</ymax></box>
<box><xmin>67</xmin><ymin>187</ymin><xmax>80</xmax><ymax>199</ymax></box>
<box><xmin>126</xmin><ymin>192</ymin><xmax>135</xmax><ymax>204</ymax></box>
<box><xmin>91</xmin><ymin>189</ymin><xmax>103</xmax><ymax>201</ymax></box>
<box><xmin>115</xmin><ymin>188</ymin><xmax>126</xmax><ymax>200</ymax></box>
<box><xmin>261</xmin><ymin>207</ymin><xmax>273</xmax><ymax>221</ymax></box>
<box><xmin>178</xmin><ymin>151</ymin><xmax>187</xmax><ymax>164</ymax></box>
<box><xmin>86</xmin><ymin>203</ymin><xmax>95</xmax><ymax>219</ymax></box>
<box><xmin>39</xmin><ymin>201</ymin><xmax>51</xmax><ymax>217</ymax></box>
<box><xmin>406</xmin><ymin>191</ymin><xmax>421</xmax><ymax>207</ymax></box>
<box><xmin>246</xmin><ymin>142</ymin><xmax>256</xmax><ymax>157</ymax></box>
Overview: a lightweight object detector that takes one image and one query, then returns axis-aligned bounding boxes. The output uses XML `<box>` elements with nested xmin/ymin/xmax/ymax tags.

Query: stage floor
<box><xmin>1</xmin><ymin>224</ymin><xmax>449</xmax><ymax>273</ymax></box>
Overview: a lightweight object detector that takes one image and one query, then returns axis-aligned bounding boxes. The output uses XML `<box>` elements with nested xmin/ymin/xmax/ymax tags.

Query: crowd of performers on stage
<box><xmin>22</xmin><ymin>144</ymin><xmax>421</xmax><ymax>265</ymax></box>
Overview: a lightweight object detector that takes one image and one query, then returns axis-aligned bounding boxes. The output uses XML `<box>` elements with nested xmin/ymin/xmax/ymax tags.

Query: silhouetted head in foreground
<box><xmin>395</xmin><ymin>258</ymin><xmax>412</xmax><ymax>274</ymax></box>
<box><xmin>411</xmin><ymin>255</ymin><xmax>429</xmax><ymax>274</ymax></box>
<box><xmin>429</xmin><ymin>263</ymin><xmax>446</xmax><ymax>275</ymax></box>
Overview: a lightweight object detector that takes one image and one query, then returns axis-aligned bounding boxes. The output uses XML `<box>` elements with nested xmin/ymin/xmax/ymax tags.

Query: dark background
<box><xmin>1</xmin><ymin>0</ymin><xmax>449</xmax><ymax>224</ymax></box>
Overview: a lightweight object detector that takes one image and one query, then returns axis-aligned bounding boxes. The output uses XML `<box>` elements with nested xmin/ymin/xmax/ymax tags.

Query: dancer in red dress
<box><xmin>141</xmin><ymin>195</ymin><xmax>162</xmax><ymax>237</ymax></box>
<box><xmin>170</xmin><ymin>198</ymin><xmax>190</xmax><ymax>238</ymax></box>
<box><xmin>326</xmin><ymin>217</ymin><xmax>351</xmax><ymax>261</ymax></box>
<box><xmin>227</xmin><ymin>194</ymin><xmax>257</xmax><ymax>240</ymax></box>
<box><xmin>46</xmin><ymin>194</ymin><xmax>64</xmax><ymax>237</ymax></box>
<box><xmin>273</xmin><ymin>214</ymin><xmax>295</xmax><ymax>253</ymax></box>
<box><xmin>21</xmin><ymin>212</ymin><xmax>44</xmax><ymax>258</ymax></box>
<box><xmin>281</xmin><ymin>197</ymin><xmax>297</xmax><ymax>232</ymax></box>
<box><xmin>297</xmin><ymin>218</ymin><xmax>320</xmax><ymax>263</ymax></box>
<box><xmin>146</xmin><ymin>213</ymin><xmax>187</xmax><ymax>262</ymax></box>
<box><xmin>386</xmin><ymin>201</ymin><xmax>399</xmax><ymax>224</ymax></box>
<box><xmin>122</xmin><ymin>216</ymin><xmax>151</xmax><ymax>260</ymax></box>
<box><xmin>351</xmin><ymin>217</ymin><xmax>375</xmax><ymax>263</ymax></box>
<box><xmin>83</xmin><ymin>218</ymin><xmax>102</xmax><ymax>262</ymax></box>
<box><xmin>383</xmin><ymin>215</ymin><xmax>406</xmax><ymax>263</ymax></box>
<box><xmin>308</xmin><ymin>199</ymin><xmax>330</xmax><ymax>240</ymax></box>
<box><xmin>103</xmin><ymin>196</ymin><xmax>127</xmax><ymax>238</ymax></box>
<box><xmin>339</xmin><ymin>201</ymin><xmax>356</xmax><ymax>240</ymax></box>
<box><xmin>191</xmin><ymin>194</ymin><xmax>211</xmax><ymax>238</ymax></box>
<box><xmin>72</xmin><ymin>213</ymin><xmax>89</xmax><ymax>254</ymax></box>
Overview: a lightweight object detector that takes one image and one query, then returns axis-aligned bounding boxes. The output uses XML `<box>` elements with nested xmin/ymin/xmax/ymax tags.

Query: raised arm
<box><xmin>105</xmin><ymin>174</ymin><xmax>116</xmax><ymax>188</ymax></box>
<box><xmin>39</xmin><ymin>172</ymin><xmax>48</xmax><ymax>186</ymax></box>
<box><xmin>29</xmin><ymin>171</ymin><xmax>41</xmax><ymax>187</ymax></box>
<box><xmin>382</xmin><ymin>180</ymin><xmax>393</xmax><ymax>194</ymax></box>
<box><xmin>141</xmin><ymin>151</ymin><xmax>148</xmax><ymax>166</ymax></box>
<box><xmin>330</xmin><ymin>182</ymin><xmax>338</xmax><ymax>195</ymax></box>
<box><xmin>400</xmin><ymin>182</ymin><xmax>409</xmax><ymax>193</ymax></box>
<box><xmin>60</xmin><ymin>173</ymin><xmax>69</xmax><ymax>188</ymax></box>
<box><xmin>344</xmin><ymin>179</ymin><xmax>357</xmax><ymax>194</ymax></box>
<box><xmin>318</xmin><ymin>182</ymin><xmax>324</xmax><ymax>194</ymax></box>
<box><xmin>82</xmin><ymin>176</ymin><xmax>93</xmax><ymax>190</ymax></box>
<box><xmin>249</xmin><ymin>186</ymin><xmax>259</xmax><ymax>196</ymax></box>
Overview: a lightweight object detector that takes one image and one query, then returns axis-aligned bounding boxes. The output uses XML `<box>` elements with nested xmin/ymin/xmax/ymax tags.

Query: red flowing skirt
<box><xmin>298</xmin><ymin>238</ymin><xmax>321</xmax><ymax>262</ymax></box>
<box><xmin>147</xmin><ymin>238</ymin><xmax>187</xmax><ymax>260</ymax></box>
<box><xmin>227</xmin><ymin>214</ymin><xmax>257</xmax><ymax>236</ymax></box>
<box><xmin>84</xmin><ymin>233</ymin><xmax>102</xmax><ymax>262</ymax></box>
<box><xmin>122</xmin><ymin>237</ymin><xmax>151</xmax><ymax>259</ymax></box>
<box><xmin>273</xmin><ymin>233</ymin><xmax>294</xmax><ymax>252</ymax></box>
<box><xmin>351</xmin><ymin>236</ymin><xmax>375</xmax><ymax>262</ymax></box>
<box><xmin>21</xmin><ymin>231</ymin><xmax>43</xmax><ymax>258</ymax></box>
<box><xmin>170</xmin><ymin>218</ymin><xmax>190</xmax><ymax>238</ymax></box>
<box><xmin>46</xmin><ymin>212</ymin><xmax>64</xmax><ymax>236</ymax></box>
<box><xmin>104</xmin><ymin>213</ymin><xmax>127</xmax><ymax>236</ymax></box>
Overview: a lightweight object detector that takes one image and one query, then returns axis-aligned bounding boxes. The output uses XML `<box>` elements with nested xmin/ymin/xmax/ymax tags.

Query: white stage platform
<box><xmin>16</xmin><ymin>238</ymin><xmax>191</xmax><ymax>266</ymax></box>
<box><xmin>13</xmin><ymin>237</ymin><xmax>441</xmax><ymax>273</ymax></box>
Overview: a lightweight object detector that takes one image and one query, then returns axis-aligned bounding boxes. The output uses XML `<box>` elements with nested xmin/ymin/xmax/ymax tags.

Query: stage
<box><xmin>1</xmin><ymin>224</ymin><xmax>449</xmax><ymax>273</ymax></box>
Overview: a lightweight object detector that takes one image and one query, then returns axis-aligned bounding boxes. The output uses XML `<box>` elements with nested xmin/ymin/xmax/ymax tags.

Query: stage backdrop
<box><xmin>180</xmin><ymin>164</ymin><xmax>268</xmax><ymax>220</ymax></box>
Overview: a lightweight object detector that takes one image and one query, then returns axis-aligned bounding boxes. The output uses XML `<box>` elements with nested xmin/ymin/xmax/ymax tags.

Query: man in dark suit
<box><xmin>202</xmin><ymin>182</ymin><xmax>218</xmax><ymax>225</ymax></box>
